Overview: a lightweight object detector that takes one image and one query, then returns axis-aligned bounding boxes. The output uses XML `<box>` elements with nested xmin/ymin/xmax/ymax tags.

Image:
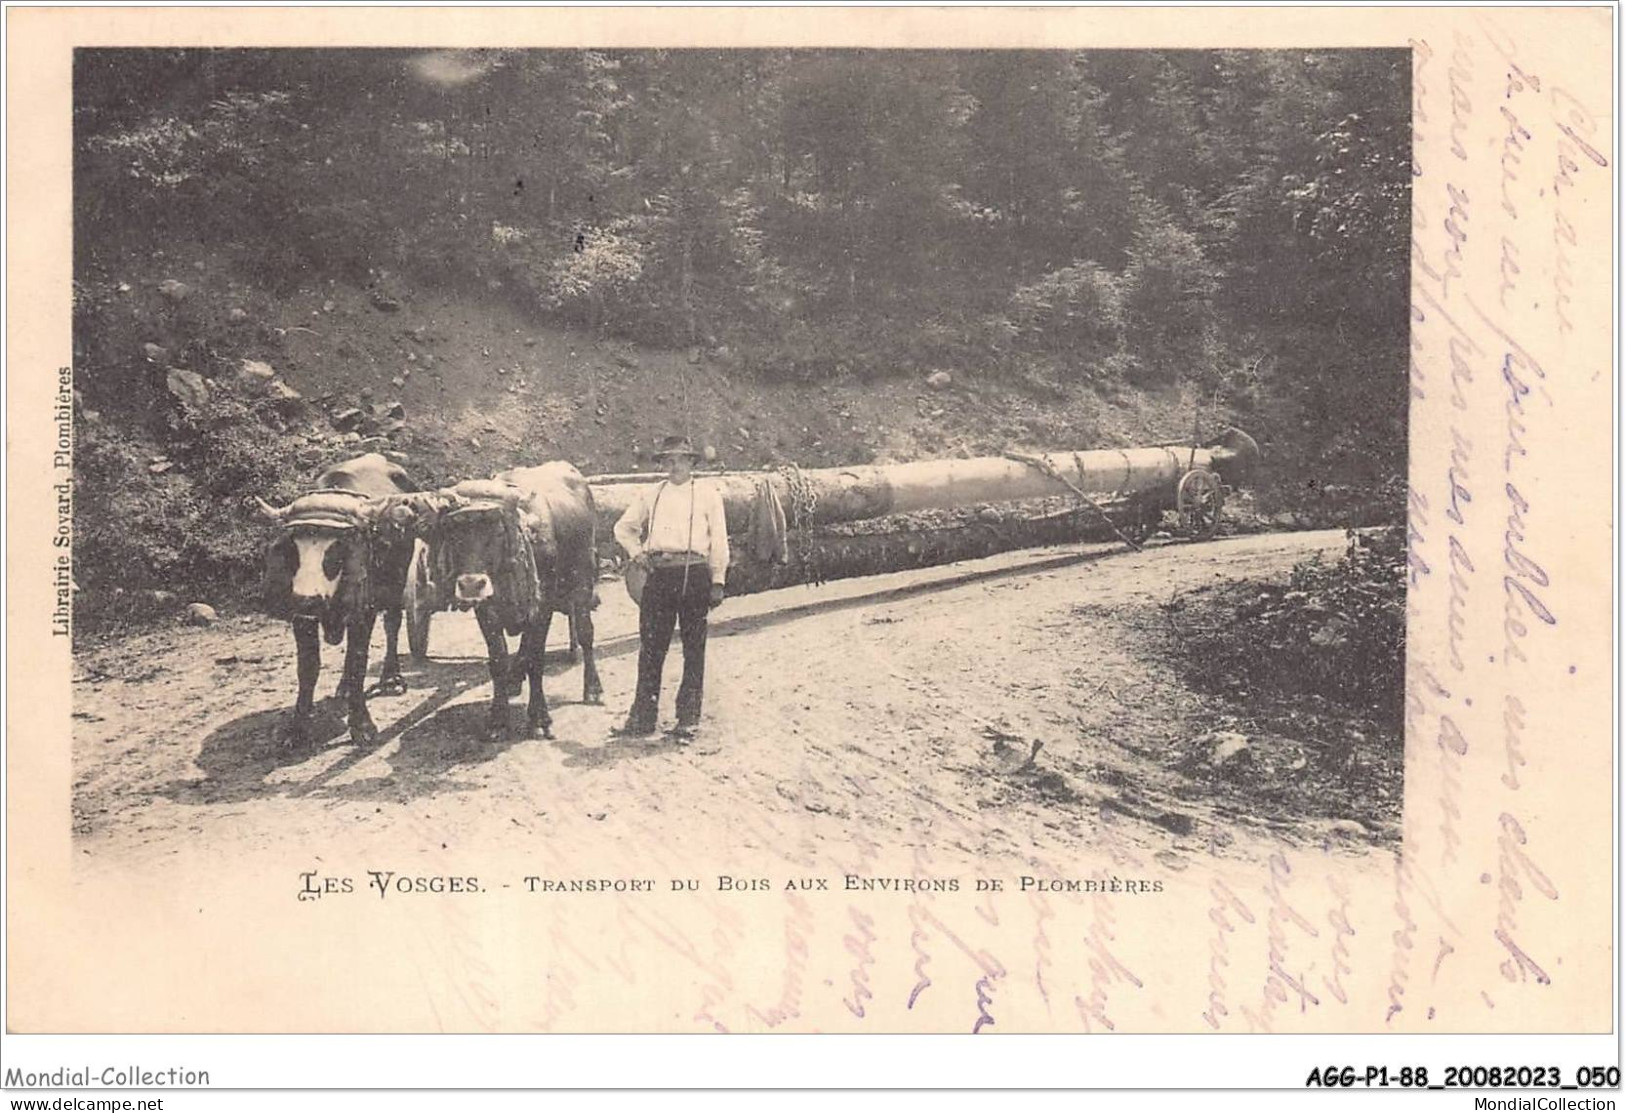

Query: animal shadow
<box><xmin>164</xmin><ymin>656</ymin><xmax>493</xmax><ymax>807</ymax></box>
<box><xmin>553</xmin><ymin>731</ymin><xmax>685</xmax><ymax>770</ymax></box>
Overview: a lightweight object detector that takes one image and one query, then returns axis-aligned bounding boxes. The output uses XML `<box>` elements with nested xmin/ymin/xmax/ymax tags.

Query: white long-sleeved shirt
<box><xmin>613</xmin><ymin>479</ymin><xmax>730</xmax><ymax>586</ymax></box>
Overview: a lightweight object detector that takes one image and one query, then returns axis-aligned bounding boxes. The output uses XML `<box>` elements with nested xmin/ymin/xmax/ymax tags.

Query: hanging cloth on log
<box><xmin>749</xmin><ymin>477</ymin><xmax>789</xmax><ymax>565</ymax></box>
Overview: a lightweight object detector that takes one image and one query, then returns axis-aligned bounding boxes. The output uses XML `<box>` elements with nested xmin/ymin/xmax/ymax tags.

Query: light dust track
<box><xmin>72</xmin><ymin>530</ymin><xmax>1369</xmax><ymax>872</ymax></box>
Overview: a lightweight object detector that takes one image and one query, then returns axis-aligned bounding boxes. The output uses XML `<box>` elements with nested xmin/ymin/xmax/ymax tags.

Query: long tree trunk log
<box><xmin>589</xmin><ymin>433</ymin><xmax>1260</xmax><ymax>597</ymax></box>
<box><xmin>590</xmin><ymin>438</ymin><xmax>1256</xmax><ymax>534</ymax></box>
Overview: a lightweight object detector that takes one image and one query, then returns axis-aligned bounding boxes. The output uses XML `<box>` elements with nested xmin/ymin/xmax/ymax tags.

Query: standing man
<box><xmin>612</xmin><ymin>435</ymin><xmax>730</xmax><ymax>738</ymax></box>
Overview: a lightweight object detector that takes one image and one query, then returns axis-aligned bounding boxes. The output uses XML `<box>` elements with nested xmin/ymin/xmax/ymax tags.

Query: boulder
<box><xmin>239</xmin><ymin>359</ymin><xmax>276</xmax><ymax>381</ymax></box>
<box><xmin>332</xmin><ymin>408</ymin><xmax>364</xmax><ymax>431</ymax></box>
<box><xmin>1310</xmin><ymin>618</ymin><xmax>1351</xmax><ymax>649</ymax></box>
<box><xmin>158</xmin><ymin>279</ymin><xmax>191</xmax><ymax>303</ymax></box>
<box><xmin>267</xmin><ymin>380</ymin><xmax>304</xmax><ymax>408</ymax></box>
<box><xmin>1197</xmin><ymin>731</ymin><xmax>1252</xmax><ymax>769</ymax></box>
<box><xmin>143</xmin><ymin>342</ymin><xmax>168</xmax><ymax>363</ymax></box>
<box><xmin>182</xmin><ymin>602</ymin><xmax>218</xmax><ymax>627</ymax></box>
<box><xmin>926</xmin><ymin>370</ymin><xmax>953</xmax><ymax>390</ymax></box>
<box><xmin>164</xmin><ymin>368</ymin><xmax>209</xmax><ymax>408</ymax></box>
<box><xmin>227</xmin><ymin>307</ymin><xmax>249</xmax><ymax>322</ymax></box>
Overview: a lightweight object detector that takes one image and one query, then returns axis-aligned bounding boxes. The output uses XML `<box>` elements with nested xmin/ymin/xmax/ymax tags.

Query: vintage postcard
<box><xmin>4</xmin><ymin>2</ymin><xmax>1616</xmax><ymax>1076</ymax></box>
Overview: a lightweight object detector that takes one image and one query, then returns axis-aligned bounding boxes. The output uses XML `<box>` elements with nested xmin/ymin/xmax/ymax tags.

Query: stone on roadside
<box><xmin>158</xmin><ymin>279</ymin><xmax>191</xmax><ymax>303</ymax></box>
<box><xmin>926</xmin><ymin>370</ymin><xmax>953</xmax><ymax>390</ymax></box>
<box><xmin>183</xmin><ymin>603</ymin><xmax>218</xmax><ymax>627</ymax></box>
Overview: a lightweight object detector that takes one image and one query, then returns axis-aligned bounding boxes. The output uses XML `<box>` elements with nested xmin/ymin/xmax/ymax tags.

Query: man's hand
<box><xmin>709</xmin><ymin>584</ymin><xmax>725</xmax><ymax>610</ymax></box>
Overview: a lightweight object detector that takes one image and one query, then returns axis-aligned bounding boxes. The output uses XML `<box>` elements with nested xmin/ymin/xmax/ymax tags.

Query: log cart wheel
<box><xmin>1176</xmin><ymin>468</ymin><xmax>1224</xmax><ymax>541</ymax></box>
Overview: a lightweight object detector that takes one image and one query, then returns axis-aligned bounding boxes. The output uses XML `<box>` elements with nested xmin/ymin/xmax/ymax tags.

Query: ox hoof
<box><xmin>529</xmin><ymin>720</ymin><xmax>555</xmax><ymax>741</ymax></box>
<box><xmin>283</xmin><ymin>715</ymin><xmax>316</xmax><ymax>747</ymax></box>
<box><xmin>348</xmin><ymin>718</ymin><xmax>379</xmax><ymax>746</ymax></box>
<box><xmin>584</xmin><ymin>689</ymin><xmax>604</xmax><ymax>706</ymax></box>
<box><xmin>484</xmin><ymin>716</ymin><xmax>509</xmax><ymax>742</ymax></box>
<box><xmin>371</xmin><ymin>675</ymin><xmax>408</xmax><ymax>698</ymax></box>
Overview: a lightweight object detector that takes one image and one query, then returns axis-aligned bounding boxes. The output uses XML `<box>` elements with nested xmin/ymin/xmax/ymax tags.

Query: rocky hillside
<box><xmin>75</xmin><ymin>256</ymin><xmax>1243</xmax><ymax>634</ymax></box>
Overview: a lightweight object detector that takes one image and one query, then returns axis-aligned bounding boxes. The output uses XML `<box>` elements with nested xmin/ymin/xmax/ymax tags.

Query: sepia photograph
<box><xmin>67</xmin><ymin>44</ymin><xmax>1407</xmax><ymax>869</ymax></box>
<box><xmin>6</xmin><ymin>2</ymin><xmax>1616</xmax><ymax>1075</ymax></box>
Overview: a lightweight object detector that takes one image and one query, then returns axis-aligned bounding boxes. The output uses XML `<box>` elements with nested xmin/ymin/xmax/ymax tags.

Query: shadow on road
<box><xmin>161</xmin><ymin>648</ymin><xmax>592</xmax><ymax>807</ymax></box>
<box><xmin>553</xmin><ymin>732</ymin><xmax>685</xmax><ymax>770</ymax></box>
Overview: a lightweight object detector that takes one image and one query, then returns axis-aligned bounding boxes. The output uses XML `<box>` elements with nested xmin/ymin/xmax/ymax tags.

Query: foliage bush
<box><xmin>1172</xmin><ymin>526</ymin><xmax>1406</xmax><ymax>730</ymax></box>
<box><xmin>999</xmin><ymin>261</ymin><xmax>1125</xmax><ymax>366</ymax></box>
<box><xmin>73</xmin><ymin>375</ymin><xmax>308</xmax><ymax>638</ymax></box>
<box><xmin>1122</xmin><ymin>217</ymin><xmax>1220</xmax><ymax>384</ymax></box>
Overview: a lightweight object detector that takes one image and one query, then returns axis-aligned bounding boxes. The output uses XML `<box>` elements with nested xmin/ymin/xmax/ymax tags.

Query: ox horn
<box><xmin>252</xmin><ymin>495</ymin><xmax>292</xmax><ymax>523</ymax></box>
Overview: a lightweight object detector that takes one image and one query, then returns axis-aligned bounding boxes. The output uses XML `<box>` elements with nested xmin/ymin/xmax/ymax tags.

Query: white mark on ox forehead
<box><xmin>292</xmin><ymin>535</ymin><xmax>341</xmax><ymax>599</ymax></box>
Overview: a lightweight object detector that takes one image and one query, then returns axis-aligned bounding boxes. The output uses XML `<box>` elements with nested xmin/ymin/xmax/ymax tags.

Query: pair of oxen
<box><xmin>257</xmin><ymin>453</ymin><xmax>603</xmax><ymax>745</ymax></box>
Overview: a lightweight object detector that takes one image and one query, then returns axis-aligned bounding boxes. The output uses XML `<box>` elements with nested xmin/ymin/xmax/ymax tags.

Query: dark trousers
<box><xmin>629</xmin><ymin>564</ymin><xmax>711</xmax><ymax>726</ymax></box>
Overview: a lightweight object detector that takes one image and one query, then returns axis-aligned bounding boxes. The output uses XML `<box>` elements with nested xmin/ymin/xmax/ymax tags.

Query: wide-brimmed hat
<box><xmin>654</xmin><ymin>434</ymin><xmax>702</xmax><ymax>459</ymax></box>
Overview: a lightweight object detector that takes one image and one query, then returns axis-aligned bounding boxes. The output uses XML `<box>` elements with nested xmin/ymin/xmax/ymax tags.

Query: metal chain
<box><xmin>1002</xmin><ymin>451</ymin><xmax>1144</xmax><ymax>553</ymax></box>
<box><xmin>776</xmin><ymin>462</ymin><xmax>823</xmax><ymax>586</ymax></box>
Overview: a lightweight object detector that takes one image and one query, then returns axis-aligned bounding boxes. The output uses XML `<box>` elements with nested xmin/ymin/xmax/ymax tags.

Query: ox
<box><xmin>410</xmin><ymin>462</ymin><xmax>603</xmax><ymax>740</ymax></box>
<box><xmin>257</xmin><ymin>453</ymin><xmax>425</xmax><ymax>744</ymax></box>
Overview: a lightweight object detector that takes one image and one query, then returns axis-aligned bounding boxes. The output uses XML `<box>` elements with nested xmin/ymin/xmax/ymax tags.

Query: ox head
<box><xmin>405</xmin><ymin>486</ymin><xmax>550</xmax><ymax>621</ymax></box>
<box><xmin>256</xmin><ymin>493</ymin><xmax>380</xmax><ymax>630</ymax></box>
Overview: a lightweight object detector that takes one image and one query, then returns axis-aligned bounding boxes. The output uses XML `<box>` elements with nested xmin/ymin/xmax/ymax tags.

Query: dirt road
<box><xmin>73</xmin><ymin>529</ymin><xmax>1394</xmax><ymax>875</ymax></box>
